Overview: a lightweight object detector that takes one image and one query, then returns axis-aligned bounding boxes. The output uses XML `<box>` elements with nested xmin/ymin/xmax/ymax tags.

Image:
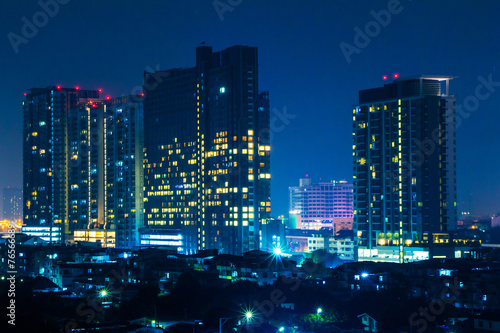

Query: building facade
<box><xmin>353</xmin><ymin>76</ymin><xmax>457</xmax><ymax>263</ymax></box>
<box><xmin>23</xmin><ymin>87</ymin><xmax>99</xmax><ymax>242</ymax></box>
<box><xmin>289</xmin><ymin>178</ymin><xmax>353</xmax><ymax>233</ymax></box>
<box><xmin>104</xmin><ymin>96</ymin><xmax>144</xmax><ymax>249</ymax></box>
<box><xmin>23</xmin><ymin>87</ymin><xmax>143</xmax><ymax>247</ymax></box>
<box><xmin>142</xmin><ymin>45</ymin><xmax>271</xmax><ymax>255</ymax></box>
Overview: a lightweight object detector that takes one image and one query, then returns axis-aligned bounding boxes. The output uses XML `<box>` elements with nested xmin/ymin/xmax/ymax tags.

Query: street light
<box><xmin>279</xmin><ymin>327</ymin><xmax>285</xmax><ymax>332</ymax></box>
<box><xmin>99</xmin><ymin>288</ymin><xmax>108</xmax><ymax>298</ymax></box>
<box><xmin>245</xmin><ymin>311</ymin><xmax>253</xmax><ymax>322</ymax></box>
<box><xmin>316</xmin><ymin>308</ymin><xmax>322</xmax><ymax>323</ymax></box>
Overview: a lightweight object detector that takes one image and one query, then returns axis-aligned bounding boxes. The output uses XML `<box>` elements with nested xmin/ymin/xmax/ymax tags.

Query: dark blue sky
<box><xmin>1</xmin><ymin>0</ymin><xmax>499</xmax><ymax>217</ymax></box>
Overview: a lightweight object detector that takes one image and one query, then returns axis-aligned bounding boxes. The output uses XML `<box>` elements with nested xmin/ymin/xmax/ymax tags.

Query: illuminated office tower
<box><xmin>23</xmin><ymin>86</ymin><xmax>99</xmax><ymax>242</ymax></box>
<box><xmin>289</xmin><ymin>179</ymin><xmax>353</xmax><ymax>233</ymax></box>
<box><xmin>143</xmin><ymin>45</ymin><xmax>271</xmax><ymax>255</ymax></box>
<box><xmin>2</xmin><ymin>187</ymin><xmax>23</xmax><ymax>221</ymax></box>
<box><xmin>353</xmin><ymin>76</ymin><xmax>457</xmax><ymax>263</ymax></box>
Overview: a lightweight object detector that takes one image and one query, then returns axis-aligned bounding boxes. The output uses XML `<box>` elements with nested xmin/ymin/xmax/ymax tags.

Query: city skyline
<box><xmin>1</xmin><ymin>1</ymin><xmax>500</xmax><ymax>218</ymax></box>
<box><xmin>3</xmin><ymin>3</ymin><xmax>500</xmax><ymax>332</ymax></box>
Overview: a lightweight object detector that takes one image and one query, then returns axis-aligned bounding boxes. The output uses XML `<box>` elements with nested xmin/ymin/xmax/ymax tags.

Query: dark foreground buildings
<box><xmin>142</xmin><ymin>45</ymin><xmax>271</xmax><ymax>255</ymax></box>
<box><xmin>353</xmin><ymin>76</ymin><xmax>457</xmax><ymax>262</ymax></box>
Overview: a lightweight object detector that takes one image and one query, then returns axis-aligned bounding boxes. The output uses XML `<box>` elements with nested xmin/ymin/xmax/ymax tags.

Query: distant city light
<box><xmin>382</xmin><ymin>75</ymin><xmax>387</xmax><ymax>80</ymax></box>
<box><xmin>393</xmin><ymin>73</ymin><xmax>399</xmax><ymax>79</ymax></box>
<box><xmin>98</xmin><ymin>88</ymin><xmax>103</xmax><ymax>93</ymax></box>
<box><xmin>106</xmin><ymin>96</ymin><xmax>111</xmax><ymax>100</ymax></box>
<box><xmin>75</xmin><ymin>86</ymin><xmax>80</xmax><ymax>90</ymax></box>
<box><xmin>56</xmin><ymin>85</ymin><xmax>61</xmax><ymax>89</ymax></box>
<box><xmin>140</xmin><ymin>92</ymin><xmax>145</xmax><ymax>97</ymax></box>
<box><xmin>24</xmin><ymin>93</ymin><xmax>27</xmax><ymax>96</ymax></box>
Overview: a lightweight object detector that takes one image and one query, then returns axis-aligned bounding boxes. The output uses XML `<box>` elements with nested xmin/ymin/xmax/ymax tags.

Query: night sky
<box><xmin>1</xmin><ymin>0</ymin><xmax>499</xmax><ymax>218</ymax></box>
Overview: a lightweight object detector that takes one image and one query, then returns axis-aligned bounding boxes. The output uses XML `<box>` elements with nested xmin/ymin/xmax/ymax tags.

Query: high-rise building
<box><xmin>71</xmin><ymin>95</ymin><xmax>145</xmax><ymax>248</ymax></box>
<box><xmin>23</xmin><ymin>87</ymin><xmax>143</xmax><ymax>247</ymax></box>
<box><xmin>2</xmin><ymin>187</ymin><xmax>23</xmax><ymax>221</ymax></box>
<box><xmin>142</xmin><ymin>45</ymin><xmax>271</xmax><ymax>255</ymax></box>
<box><xmin>289</xmin><ymin>178</ymin><xmax>353</xmax><ymax>233</ymax></box>
<box><xmin>23</xmin><ymin>86</ymin><xmax>99</xmax><ymax>242</ymax></box>
<box><xmin>105</xmin><ymin>96</ymin><xmax>144</xmax><ymax>249</ymax></box>
<box><xmin>353</xmin><ymin>76</ymin><xmax>457</xmax><ymax>263</ymax></box>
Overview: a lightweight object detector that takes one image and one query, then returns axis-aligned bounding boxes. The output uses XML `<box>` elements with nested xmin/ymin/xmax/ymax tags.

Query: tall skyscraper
<box><xmin>353</xmin><ymin>76</ymin><xmax>457</xmax><ymax>263</ymax></box>
<box><xmin>289</xmin><ymin>178</ymin><xmax>353</xmax><ymax>233</ymax></box>
<box><xmin>142</xmin><ymin>45</ymin><xmax>271</xmax><ymax>255</ymax></box>
<box><xmin>2</xmin><ymin>187</ymin><xmax>23</xmax><ymax>221</ymax></box>
<box><xmin>23</xmin><ymin>87</ymin><xmax>143</xmax><ymax>247</ymax></box>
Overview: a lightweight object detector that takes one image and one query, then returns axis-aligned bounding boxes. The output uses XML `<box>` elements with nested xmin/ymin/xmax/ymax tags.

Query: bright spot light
<box><xmin>279</xmin><ymin>327</ymin><xmax>285</xmax><ymax>332</ymax></box>
<box><xmin>246</xmin><ymin>311</ymin><xmax>253</xmax><ymax>319</ymax></box>
<box><xmin>273</xmin><ymin>248</ymin><xmax>282</xmax><ymax>256</ymax></box>
<box><xmin>100</xmin><ymin>289</ymin><xmax>108</xmax><ymax>297</ymax></box>
<box><xmin>361</xmin><ymin>272</ymin><xmax>369</xmax><ymax>278</ymax></box>
<box><xmin>317</xmin><ymin>308</ymin><xmax>322</xmax><ymax>314</ymax></box>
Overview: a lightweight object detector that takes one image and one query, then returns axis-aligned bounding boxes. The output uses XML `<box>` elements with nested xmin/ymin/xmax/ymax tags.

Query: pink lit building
<box><xmin>289</xmin><ymin>178</ymin><xmax>353</xmax><ymax>233</ymax></box>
